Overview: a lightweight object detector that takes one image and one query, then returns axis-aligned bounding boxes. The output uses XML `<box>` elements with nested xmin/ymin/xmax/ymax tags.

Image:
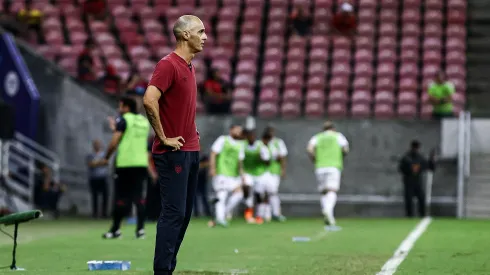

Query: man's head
<box><xmin>323</xmin><ymin>120</ymin><xmax>335</xmax><ymax>131</ymax></box>
<box><xmin>410</xmin><ymin>140</ymin><xmax>421</xmax><ymax>153</ymax></box>
<box><xmin>92</xmin><ymin>139</ymin><xmax>102</xmax><ymax>151</ymax></box>
<box><xmin>264</xmin><ymin>126</ymin><xmax>275</xmax><ymax>138</ymax></box>
<box><xmin>244</xmin><ymin>129</ymin><xmax>256</xmax><ymax>143</ymax></box>
<box><xmin>340</xmin><ymin>2</ymin><xmax>354</xmax><ymax>14</ymax></box>
<box><xmin>435</xmin><ymin>71</ymin><xmax>445</xmax><ymax>84</ymax></box>
<box><xmin>229</xmin><ymin>124</ymin><xmax>243</xmax><ymax>139</ymax></box>
<box><xmin>119</xmin><ymin>97</ymin><xmax>137</xmax><ymax>114</ymax></box>
<box><xmin>173</xmin><ymin>15</ymin><xmax>207</xmax><ymax>54</ymax></box>
<box><xmin>262</xmin><ymin>131</ymin><xmax>273</xmax><ymax>145</ymax></box>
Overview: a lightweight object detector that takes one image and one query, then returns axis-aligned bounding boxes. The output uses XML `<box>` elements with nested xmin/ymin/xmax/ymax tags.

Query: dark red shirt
<box><xmin>332</xmin><ymin>13</ymin><xmax>357</xmax><ymax>34</ymax></box>
<box><xmin>149</xmin><ymin>52</ymin><xmax>200</xmax><ymax>154</ymax></box>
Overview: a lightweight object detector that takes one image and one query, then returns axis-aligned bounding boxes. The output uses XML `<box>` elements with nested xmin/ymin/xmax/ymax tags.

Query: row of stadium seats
<box><xmin>11</xmin><ymin>0</ymin><xmax>466</xmax><ymax>118</ymax></box>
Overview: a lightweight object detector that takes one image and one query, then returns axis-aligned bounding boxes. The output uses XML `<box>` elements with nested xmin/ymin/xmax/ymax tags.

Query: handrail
<box><xmin>14</xmin><ymin>132</ymin><xmax>58</xmax><ymax>161</ymax></box>
<box><xmin>456</xmin><ymin>111</ymin><xmax>465</xmax><ymax>218</ymax></box>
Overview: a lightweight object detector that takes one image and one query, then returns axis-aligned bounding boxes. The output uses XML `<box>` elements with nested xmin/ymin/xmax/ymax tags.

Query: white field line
<box><xmin>376</xmin><ymin>217</ymin><xmax>432</xmax><ymax>275</ymax></box>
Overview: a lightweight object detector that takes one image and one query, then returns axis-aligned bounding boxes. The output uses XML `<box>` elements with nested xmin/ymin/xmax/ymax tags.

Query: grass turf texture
<box><xmin>0</xmin><ymin>218</ymin><xmax>488</xmax><ymax>274</ymax></box>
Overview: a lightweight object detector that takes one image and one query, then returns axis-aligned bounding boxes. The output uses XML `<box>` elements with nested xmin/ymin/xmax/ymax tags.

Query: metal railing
<box><xmin>457</xmin><ymin>111</ymin><xmax>471</xmax><ymax>218</ymax></box>
<box><xmin>0</xmin><ymin>132</ymin><xmax>61</xmax><ymax>210</ymax></box>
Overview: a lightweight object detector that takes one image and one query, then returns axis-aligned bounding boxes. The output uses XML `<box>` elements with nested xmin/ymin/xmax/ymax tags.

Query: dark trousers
<box><xmin>89</xmin><ymin>178</ymin><xmax>108</xmax><ymax>218</ymax></box>
<box><xmin>403</xmin><ymin>181</ymin><xmax>426</xmax><ymax>217</ymax></box>
<box><xmin>153</xmin><ymin>151</ymin><xmax>200</xmax><ymax>275</ymax></box>
<box><xmin>146</xmin><ymin>177</ymin><xmax>162</xmax><ymax>221</ymax></box>
<box><xmin>110</xmin><ymin>167</ymin><xmax>147</xmax><ymax>232</ymax></box>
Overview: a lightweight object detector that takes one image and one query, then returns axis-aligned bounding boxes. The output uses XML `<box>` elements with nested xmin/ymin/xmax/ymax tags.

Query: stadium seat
<box><xmin>351</xmin><ymin>103</ymin><xmax>371</xmax><ymax>118</ymax></box>
<box><xmin>281</xmin><ymin>102</ymin><xmax>302</xmax><ymax>118</ymax></box>
<box><xmin>305</xmin><ymin>102</ymin><xmax>325</xmax><ymax>118</ymax></box>
<box><xmin>257</xmin><ymin>102</ymin><xmax>279</xmax><ymax>118</ymax></box>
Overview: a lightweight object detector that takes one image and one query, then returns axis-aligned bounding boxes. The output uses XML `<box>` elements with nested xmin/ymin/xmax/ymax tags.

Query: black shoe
<box><xmin>136</xmin><ymin>229</ymin><xmax>145</xmax><ymax>239</ymax></box>
<box><xmin>102</xmin><ymin>230</ymin><xmax>121</xmax><ymax>239</ymax></box>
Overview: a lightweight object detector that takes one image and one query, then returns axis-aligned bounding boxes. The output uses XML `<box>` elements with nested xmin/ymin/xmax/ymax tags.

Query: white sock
<box><xmin>226</xmin><ymin>191</ymin><xmax>243</xmax><ymax>215</ymax></box>
<box><xmin>325</xmin><ymin>191</ymin><xmax>337</xmax><ymax>226</ymax></box>
<box><xmin>245</xmin><ymin>194</ymin><xmax>254</xmax><ymax>208</ymax></box>
<box><xmin>270</xmin><ymin>194</ymin><xmax>281</xmax><ymax>217</ymax></box>
<box><xmin>257</xmin><ymin>203</ymin><xmax>266</xmax><ymax>218</ymax></box>
<box><xmin>321</xmin><ymin>194</ymin><xmax>328</xmax><ymax>216</ymax></box>
<box><xmin>264</xmin><ymin>203</ymin><xmax>272</xmax><ymax>221</ymax></box>
<box><xmin>215</xmin><ymin>190</ymin><xmax>228</xmax><ymax>223</ymax></box>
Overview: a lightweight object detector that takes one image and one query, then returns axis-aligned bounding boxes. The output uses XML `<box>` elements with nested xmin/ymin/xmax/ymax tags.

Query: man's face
<box><xmin>184</xmin><ymin>19</ymin><xmax>207</xmax><ymax>53</ymax></box>
<box><xmin>118</xmin><ymin>102</ymin><xmax>128</xmax><ymax>114</ymax></box>
<box><xmin>230</xmin><ymin>126</ymin><xmax>242</xmax><ymax>139</ymax></box>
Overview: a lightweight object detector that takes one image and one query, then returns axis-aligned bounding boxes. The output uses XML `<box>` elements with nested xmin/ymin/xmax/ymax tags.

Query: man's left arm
<box><xmin>104</xmin><ymin>116</ymin><xmax>126</xmax><ymax>160</ymax></box>
<box><xmin>278</xmin><ymin>139</ymin><xmax>288</xmax><ymax>178</ymax></box>
<box><xmin>306</xmin><ymin>136</ymin><xmax>316</xmax><ymax>162</ymax></box>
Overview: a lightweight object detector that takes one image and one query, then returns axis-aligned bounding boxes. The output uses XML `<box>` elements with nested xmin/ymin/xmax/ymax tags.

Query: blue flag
<box><xmin>0</xmin><ymin>33</ymin><xmax>40</xmax><ymax>140</ymax></box>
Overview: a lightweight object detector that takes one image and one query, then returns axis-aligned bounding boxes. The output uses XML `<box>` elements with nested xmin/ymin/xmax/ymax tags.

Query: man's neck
<box><xmin>174</xmin><ymin>46</ymin><xmax>195</xmax><ymax>64</ymax></box>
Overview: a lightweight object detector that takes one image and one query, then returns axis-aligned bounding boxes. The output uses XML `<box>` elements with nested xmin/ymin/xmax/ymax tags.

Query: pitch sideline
<box><xmin>376</xmin><ymin>217</ymin><xmax>432</xmax><ymax>275</ymax></box>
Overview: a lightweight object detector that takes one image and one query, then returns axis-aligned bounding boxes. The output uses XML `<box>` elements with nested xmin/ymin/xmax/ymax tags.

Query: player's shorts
<box><xmin>243</xmin><ymin>173</ymin><xmax>263</xmax><ymax>187</ymax></box>
<box><xmin>253</xmin><ymin>172</ymin><xmax>279</xmax><ymax>195</ymax></box>
<box><xmin>212</xmin><ymin>175</ymin><xmax>241</xmax><ymax>192</ymax></box>
<box><xmin>315</xmin><ymin>168</ymin><xmax>341</xmax><ymax>192</ymax></box>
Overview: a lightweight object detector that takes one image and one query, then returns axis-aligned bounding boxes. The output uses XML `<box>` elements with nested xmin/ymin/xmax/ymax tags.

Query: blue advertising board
<box><xmin>0</xmin><ymin>33</ymin><xmax>40</xmax><ymax>140</ymax></box>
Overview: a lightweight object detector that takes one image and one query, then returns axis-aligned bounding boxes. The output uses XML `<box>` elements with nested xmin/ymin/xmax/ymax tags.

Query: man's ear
<box><xmin>182</xmin><ymin>30</ymin><xmax>190</xmax><ymax>40</ymax></box>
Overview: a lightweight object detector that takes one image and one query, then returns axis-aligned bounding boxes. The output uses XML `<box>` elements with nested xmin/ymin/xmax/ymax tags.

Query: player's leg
<box><xmin>153</xmin><ymin>152</ymin><xmax>192</xmax><ymax>275</ymax></box>
<box><xmin>242</xmin><ymin>174</ymin><xmax>255</xmax><ymax>223</ymax></box>
<box><xmin>89</xmin><ymin>179</ymin><xmax>98</xmax><ymax>218</ymax></box>
<box><xmin>225</xmin><ymin>178</ymin><xmax>243</xmax><ymax>220</ymax></box>
<box><xmin>212</xmin><ymin>175</ymin><xmax>229</xmax><ymax>226</ymax></box>
<box><xmin>132</xmin><ymin>167</ymin><xmax>147</xmax><ymax>239</ymax></box>
<box><xmin>104</xmin><ymin>169</ymin><xmax>131</xmax><ymax>238</ymax></box>
<box><xmin>101</xmin><ymin>178</ymin><xmax>109</xmax><ymax>218</ymax></box>
<box><xmin>414</xmin><ymin>182</ymin><xmax>426</xmax><ymax>217</ymax></box>
<box><xmin>254</xmin><ymin>180</ymin><xmax>266</xmax><ymax>224</ymax></box>
<box><xmin>170</xmin><ymin>152</ymin><xmax>200</xmax><ymax>270</ymax></box>
<box><xmin>268</xmin><ymin>175</ymin><xmax>285</xmax><ymax>221</ymax></box>
<box><xmin>323</xmin><ymin>169</ymin><xmax>341</xmax><ymax>231</ymax></box>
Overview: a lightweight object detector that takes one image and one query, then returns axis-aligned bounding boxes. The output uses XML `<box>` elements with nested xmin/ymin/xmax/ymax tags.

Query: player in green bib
<box><xmin>102</xmin><ymin>97</ymin><xmax>151</xmax><ymax>239</ymax></box>
<box><xmin>263</xmin><ymin>126</ymin><xmax>288</xmax><ymax>222</ymax></box>
<box><xmin>209</xmin><ymin>125</ymin><xmax>245</xmax><ymax>227</ymax></box>
<box><xmin>242</xmin><ymin>129</ymin><xmax>272</xmax><ymax>224</ymax></box>
<box><xmin>307</xmin><ymin>121</ymin><xmax>349</xmax><ymax>231</ymax></box>
<box><xmin>428</xmin><ymin>71</ymin><xmax>455</xmax><ymax>119</ymax></box>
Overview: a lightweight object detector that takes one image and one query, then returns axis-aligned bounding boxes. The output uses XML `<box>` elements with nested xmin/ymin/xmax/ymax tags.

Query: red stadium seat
<box><xmin>398</xmin><ymin>92</ymin><xmax>418</xmax><ymax>105</ymax></box>
<box><xmin>351</xmin><ymin>103</ymin><xmax>371</xmax><ymax>118</ymax></box>
<box><xmin>306</xmin><ymin>89</ymin><xmax>326</xmax><ymax>103</ymax></box>
<box><xmin>374</xmin><ymin>104</ymin><xmax>395</xmax><ymax>118</ymax></box>
<box><xmin>284</xmin><ymin>75</ymin><xmax>304</xmax><ymax>90</ymax></box>
<box><xmin>233</xmin><ymin>88</ymin><xmax>255</xmax><ymax>102</ymax></box>
<box><xmin>259</xmin><ymin>89</ymin><xmax>280</xmax><ymax>103</ymax></box>
<box><xmin>328</xmin><ymin>103</ymin><xmax>347</xmax><ymax>118</ymax></box>
<box><xmin>328</xmin><ymin>89</ymin><xmax>348</xmax><ymax>104</ymax></box>
<box><xmin>351</xmin><ymin>90</ymin><xmax>372</xmax><ymax>104</ymax></box>
<box><xmin>305</xmin><ymin>102</ymin><xmax>325</xmax><ymax>118</ymax></box>
<box><xmin>282</xmin><ymin>89</ymin><xmax>303</xmax><ymax>103</ymax></box>
<box><xmin>397</xmin><ymin>104</ymin><xmax>418</xmax><ymax>118</ymax></box>
<box><xmin>374</xmin><ymin>90</ymin><xmax>395</xmax><ymax>104</ymax></box>
<box><xmin>232</xmin><ymin>101</ymin><xmax>253</xmax><ymax>117</ymax></box>
<box><xmin>257</xmin><ymin>102</ymin><xmax>279</xmax><ymax>118</ymax></box>
<box><xmin>281</xmin><ymin>102</ymin><xmax>302</xmax><ymax>118</ymax></box>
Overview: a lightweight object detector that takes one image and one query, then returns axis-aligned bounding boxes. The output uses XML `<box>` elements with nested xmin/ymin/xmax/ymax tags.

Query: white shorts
<box><xmin>254</xmin><ymin>173</ymin><xmax>280</xmax><ymax>195</ymax></box>
<box><xmin>212</xmin><ymin>175</ymin><xmax>241</xmax><ymax>192</ymax></box>
<box><xmin>315</xmin><ymin>168</ymin><xmax>341</xmax><ymax>192</ymax></box>
<box><xmin>243</xmin><ymin>173</ymin><xmax>264</xmax><ymax>187</ymax></box>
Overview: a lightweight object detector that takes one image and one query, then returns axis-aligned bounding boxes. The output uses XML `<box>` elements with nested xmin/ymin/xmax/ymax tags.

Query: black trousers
<box><xmin>110</xmin><ymin>167</ymin><xmax>147</xmax><ymax>232</ymax></box>
<box><xmin>403</xmin><ymin>181</ymin><xmax>426</xmax><ymax>217</ymax></box>
<box><xmin>89</xmin><ymin>178</ymin><xmax>108</xmax><ymax>218</ymax></box>
<box><xmin>153</xmin><ymin>151</ymin><xmax>200</xmax><ymax>275</ymax></box>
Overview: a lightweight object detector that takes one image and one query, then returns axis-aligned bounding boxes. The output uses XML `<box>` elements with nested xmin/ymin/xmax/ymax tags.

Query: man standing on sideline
<box><xmin>143</xmin><ymin>15</ymin><xmax>206</xmax><ymax>275</ymax></box>
<box><xmin>307</xmin><ymin>121</ymin><xmax>349</xmax><ymax>231</ymax></box>
<box><xmin>398</xmin><ymin>140</ymin><xmax>436</xmax><ymax>217</ymax></box>
<box><xmin>101</xmin><ymin>97</ymin><xmax>150</xmax><ymax>239</ymax></box>
<box><xmin>264</xmin><ymin>126</ymin><xmax>288</xmax><ymax>221</ymax></box>
<box><xmin>86</xmin><ymin>139</ymin><xmax>109</xmax><ymax>218</ymax></box>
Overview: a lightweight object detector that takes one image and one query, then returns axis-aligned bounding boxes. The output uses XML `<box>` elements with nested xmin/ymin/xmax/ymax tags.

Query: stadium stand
<box><xmin>10</xmin><ymin>0</ymin><xmax>466</xmax><ymax>118</ymax></box>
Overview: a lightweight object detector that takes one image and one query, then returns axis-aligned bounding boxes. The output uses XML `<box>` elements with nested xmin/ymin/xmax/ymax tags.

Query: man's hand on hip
<box><xmin>163</xmin><ymin>136</ymin><xmax>185</xmax><ymax>151</ymax></box>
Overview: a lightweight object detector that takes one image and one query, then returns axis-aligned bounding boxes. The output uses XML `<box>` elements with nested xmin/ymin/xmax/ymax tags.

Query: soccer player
<box><xmin>208</xmin><ymin>125</ymin><xmax>245</xmax><ymax>227</ymax></box>
<box><xmin>242</xmin><ymin>129</ymin><xmax>271</xmax><ymax>224</ymax></box>
<box><xmin>307</xmin><ymin>121</ymin><xmax>349</xmax><ymax>231</ymax></box>
<box><xmin>143</xmin><ymin>15</ymin><xmax>206</xmax><ymax>275</ymax></box>
<box><xmin>264</xmin><ymin>126</ymin><xmax>288</xmax><ymax>221</ymax></box>
<box><xmin>102</xmin><ymin>97</ymin><xmax>151</xmax><ymax>239</ymax></box>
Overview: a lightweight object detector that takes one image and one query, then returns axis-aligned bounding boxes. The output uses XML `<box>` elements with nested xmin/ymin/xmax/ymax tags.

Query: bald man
<box><xmin>143</xmin><ymin>15</ymin><xmax>207</xmax><ymax>275</ymax></box>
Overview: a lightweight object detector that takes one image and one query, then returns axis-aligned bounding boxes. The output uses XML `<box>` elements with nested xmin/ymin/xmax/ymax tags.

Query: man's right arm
<box><xmin>143</xmin><ymin>60</ymin><xmax>175</xmax><ymax>144</ymax></box>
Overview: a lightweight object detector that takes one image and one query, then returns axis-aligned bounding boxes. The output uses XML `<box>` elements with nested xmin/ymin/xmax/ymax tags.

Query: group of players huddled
<box><xmin>207</xmin><ymin>121</ymin><xmax>349</xmax><ymax>231</ymax></box>
<box><xmin>207</xmin><ymin>125</ymin><xmax>287</xmax><ymax>227</ymax></box>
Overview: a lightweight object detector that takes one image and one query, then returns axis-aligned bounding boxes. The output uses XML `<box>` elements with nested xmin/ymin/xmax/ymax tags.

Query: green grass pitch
<box><xmin>0</xmin><ymin>218</ymin><xmax>489</xmax><ymax>274</ymax></box>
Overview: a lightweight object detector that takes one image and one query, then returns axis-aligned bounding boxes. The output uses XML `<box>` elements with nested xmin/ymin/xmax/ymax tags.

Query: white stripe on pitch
<box><xmin>376</xmin><ymin>217</ymin><xmax>432</xmax><ymax>275</ymax></box>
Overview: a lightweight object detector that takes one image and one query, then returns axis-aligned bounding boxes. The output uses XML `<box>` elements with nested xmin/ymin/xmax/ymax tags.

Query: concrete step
<box><xmin>468</xmin><ymin>26</ymin><xmax>490</xmax><ymax>37</ymax></box>
<box><xmin>466</xmin><ymin>211</ymin><xmax>490</xmax><ymax>219</ymax></box>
